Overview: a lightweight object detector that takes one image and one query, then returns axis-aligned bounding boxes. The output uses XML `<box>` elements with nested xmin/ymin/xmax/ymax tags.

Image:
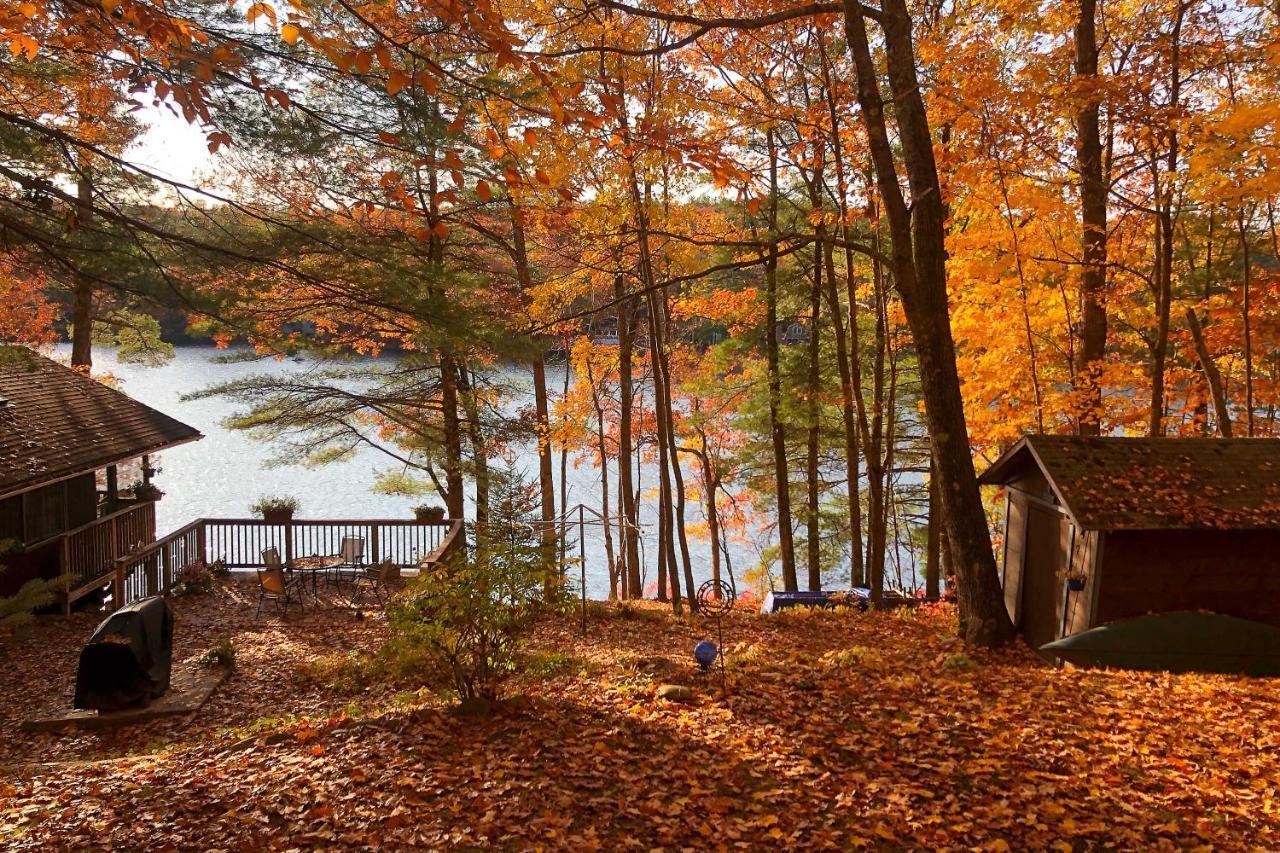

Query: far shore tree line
<box><xmin>2</xmin><ymin>0</ymin><xmax>1278</xmax><ymax>645</ymax></box>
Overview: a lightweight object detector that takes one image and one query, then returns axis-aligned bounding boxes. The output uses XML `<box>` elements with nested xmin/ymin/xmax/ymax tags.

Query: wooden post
<box><xmin>197</xmin><ymin>521</ymin><xmax>207</xmax><ymax>565</ymax></box>
<box><xmin>370</xmin><ymin>524</ymin><xmax>380</xmax><ymax>565</ymax></box>
<box><xmin>60</xmin><ymin>536</ymin><xmax>72</xmax><ymax>616</ymax></box>
<box><xmin>105</xmin><ymin>465</ymin><xmax>119</xmax><ymax>513</ymax></box>
<box><xmin>108</xmin><ymin>516</ymin><xmax>118</xmax><ymax>570</ymax></box>
<box><xmin>113</xmin><ymin>558</ymin><xmax>125</xmax><ymax>609</ymax></box>
<box><xmin>283</xmin><ymin>519</ymin><xmax>294</xmax><ymax>565</ymax></box>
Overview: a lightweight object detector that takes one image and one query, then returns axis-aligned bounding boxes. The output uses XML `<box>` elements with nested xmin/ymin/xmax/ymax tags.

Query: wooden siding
<box><xmin>1002</xmin><ymin>493</ymin><xmax>1029</xmax><ymax>626</ymax></box>
<box><xmin>1096</xmin><ymin>530</ymin><xmax>1280</xmax><ymax>627</ymax></box>
<box><xmin>1061</xmin><ymin>529</ymin><xmax>1099</xmax><ymax>636</ymax></box>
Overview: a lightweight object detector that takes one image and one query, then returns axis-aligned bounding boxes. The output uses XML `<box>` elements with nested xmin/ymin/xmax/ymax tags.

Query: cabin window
<box><xmin>22</xmin><ymin>482</ymin><xmax>67</xmax><ymax>544</ymax></box>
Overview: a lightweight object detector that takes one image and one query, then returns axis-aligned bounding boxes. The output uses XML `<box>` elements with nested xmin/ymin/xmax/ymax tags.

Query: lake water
<box><xmin>68</xmin><ymin>346</ymin><xmax>770</xmax><ymax>599</ymax></box>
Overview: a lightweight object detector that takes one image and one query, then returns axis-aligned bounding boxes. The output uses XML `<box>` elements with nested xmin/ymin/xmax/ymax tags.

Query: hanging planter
<box><xmin>133</xmin><ymin>483</ymin><xmax>164</xmax><ymax>502</ymax></box>
<box><xmin>1066</xmin><ymin>575</ymin><xmax>1087</xmax><ymax>592</ymax></box>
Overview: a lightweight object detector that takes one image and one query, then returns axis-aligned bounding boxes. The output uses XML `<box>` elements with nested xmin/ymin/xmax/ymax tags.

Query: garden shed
<box><xmin>979</xmin><ymin>436</ymin><xmax>1280</xmax><ymax>652</ymax></box>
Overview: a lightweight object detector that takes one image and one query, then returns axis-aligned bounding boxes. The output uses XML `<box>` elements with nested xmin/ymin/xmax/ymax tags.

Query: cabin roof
<box><xmin>0</xmin><ymin>347</ymin><xmax>201</xmax><ymax>500</ymax></box>
<box><xmin>978</xmin><ymin>435</ymin><xmax>1280</xmax><ymax>531</ymax></box>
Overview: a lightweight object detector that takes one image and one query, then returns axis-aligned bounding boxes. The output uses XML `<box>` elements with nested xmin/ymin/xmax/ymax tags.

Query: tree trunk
<box><xmin>615</xmin><ymin>279</ymin><xmax>642</xmax><ymax>597</ymax></box>
<box><xmin>1240</xmin><ymin>213</ymin><xmax>1255</xmax><ymax>436</ymax></box>
<box><xmin>764</xmin><ymin>128</ymin><xmax>798</xmax><ymax>591</ymax></box>
<box><xmin>1074</xmin><ymin>0</ymin><xmax>1109</xmax><ymax>436</ymax></box>
<box><xmin>926</xmin><ymin>454</ymin><xmax>942</xmax><ymax>601</ymax></box>
<box><xmin>1184</xmin><ymin>308</ymin><xmax>1232</xmax><ymax>437</ymax></box>
<box><xmin>585</xmin><ymin>350</ymin><xmax>617</xmax><ymax>597</ymax></box>
<box><xmin>842</xmin><ymin>0</ymin><xmax>1013</xmax><ymax>645</ymax></box>
<box><xmin>805</xmin><ymin>203</ymin><xmax>824</xmax><ymax>592</ymax></box>
<box><xmin>657</xmin><ymin>292</ymin><xmax>699</xmax><ymax>610</ymax></box>
<box><xmin>70</xmin><ymin>170</ymin><xmax>95</xmax><ymax>369</ymax></box>
<box><xmin>818</xmin><ymin>35</ymin><xmax>865</xmax><ymax>588</ymax></box>
<box><xmin>459</xmin><ymin>367</ymin><xmax>488</xmax><ymax>525</ymax></box>
<box><xmin>439</xmin><ymin>353</ymin><xmax>466</xmax><ymax>519</ymax></box>
<box><xmin>865</xmin><ymin>238</ymin><xmax>889</xmax><ymax>607</ymax></box>
<box><xmin>559</xmin><ymin>348</ymin><xmax>570</xmax><ymax>571</ymax></box>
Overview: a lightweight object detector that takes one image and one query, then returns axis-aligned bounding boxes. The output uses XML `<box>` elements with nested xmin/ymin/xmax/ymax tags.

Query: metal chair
<box><xmin>333</xmin><ymin>536</ymin><xmax>365</xmax><ymax>585</ymax></box>
<box><xmin>256</xmin><ymin>547</ymin><xmax>305</xmax><ymax>616</ymax></box>
<box><xmin>348</xmin><ymin>560</ymin><xmax>392</xmax><ymax>608</ymax></box>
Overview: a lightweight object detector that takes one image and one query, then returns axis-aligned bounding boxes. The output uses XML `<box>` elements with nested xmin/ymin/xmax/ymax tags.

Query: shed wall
<box><xmin>1061</xmin><ymin>529</ymin><xmax>1099</xmax><ymax>636</ymax></box>
<box><xmin>1097</xmin><ymin>530</ymin><xmax>1280</xmax><ymax>627</ymax></box>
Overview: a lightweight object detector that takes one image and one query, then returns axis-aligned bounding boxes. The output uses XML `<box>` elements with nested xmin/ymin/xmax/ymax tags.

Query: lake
<box><xmin>68</xmin><ymin>346</ymin><xmax>768</xmax><ymax>599</ymax></box>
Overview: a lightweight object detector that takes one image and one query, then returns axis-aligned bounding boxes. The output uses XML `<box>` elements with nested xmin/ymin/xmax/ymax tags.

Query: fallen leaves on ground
<box><xmin>2</xmin><ymin>581</ymin><xmax>1279</xmax><ymax>849</ymax></box>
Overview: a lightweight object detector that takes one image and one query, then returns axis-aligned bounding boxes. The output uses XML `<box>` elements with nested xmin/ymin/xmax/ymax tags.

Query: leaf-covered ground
<box><xmin>3</xmin><ymin>579</ymin><xmax>1279</xmax><ymax>849</ymax></box>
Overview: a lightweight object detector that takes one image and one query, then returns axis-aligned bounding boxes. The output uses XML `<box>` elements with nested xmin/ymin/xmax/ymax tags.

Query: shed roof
<box><xmin>0</xmin><ymin>347</ymin><xmax>201</xmax><ymax>500</ymax></box>
<box><xmin>979</xmin><ymin>435</ymin><xmax>1280</xmax><ymax>531</ymax></box>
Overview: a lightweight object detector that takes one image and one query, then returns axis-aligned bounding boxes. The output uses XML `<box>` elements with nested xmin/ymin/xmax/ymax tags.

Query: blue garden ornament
<box><xmin>693</xmin><ymin>640</ymin><xmax>718</xmax><ymax>669</ymax></box>
<box><xmin>695</xmin><ymin>578</ymin><xmax>737</xmax><ymax>694</ymax></box>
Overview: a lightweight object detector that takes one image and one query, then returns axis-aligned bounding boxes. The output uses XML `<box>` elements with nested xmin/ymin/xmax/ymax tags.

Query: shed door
<box><xmin>1002</xmin><ymin>495</ymin><xmax>1029</xmax><ymax>625</ymax></box>
<box><xmin>1021</xmin><ymin>503</ymin><xmax>1067</xmax><ymax>652</ymax></box>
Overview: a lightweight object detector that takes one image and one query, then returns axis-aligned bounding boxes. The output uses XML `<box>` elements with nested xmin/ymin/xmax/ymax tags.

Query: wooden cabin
<box><xmin>979</xmin><ymin>436</ymin><xmax>1280</xmax><ymax>651</ymax></box>
<box><xmin>0</xmin><ymin>347</ymin><xmax>201</xmax><ymax>608</ymax></box>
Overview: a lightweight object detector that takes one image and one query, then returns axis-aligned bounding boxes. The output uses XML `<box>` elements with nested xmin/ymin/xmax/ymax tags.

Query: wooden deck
<box><xmin>60</xmin><ymin>516</ymin><xmax>465</xmax><ymax>611</ymax></box>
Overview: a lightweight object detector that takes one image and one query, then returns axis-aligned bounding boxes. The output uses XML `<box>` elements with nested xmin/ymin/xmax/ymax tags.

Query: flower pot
<box><xmin>416</xmin><ymin>507</ymin><xmax>446</xmax><ymax>523</ymax></box>
<box><xmin>263</xmin><ymin>508</ymin><xmax>295</xmax><ymax>524</ymax></box>
<box><xmin>1066</xmin><ymin>577</ymin><xmax>1086</xmax><ymax>592</ymax></box>
<box><xmin>133</xmin><ymin>485</ymin><xmax>163</xmax><ymax>502</ymax></box>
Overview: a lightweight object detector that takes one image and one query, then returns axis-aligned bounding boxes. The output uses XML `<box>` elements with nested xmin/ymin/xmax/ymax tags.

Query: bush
<box><xmin>202</xmin><ymin>635</ymin><xmax>236</xmax><ymax>668</ymax></box>
<box><xmin>942</xmin><ymin>652</ymin><xmax>978</xmax><ymax>673</ymax></box>
<box><xmin>174</xmin><ymin>561</ymin><xmax>215</xmax><ymax>596</ymax></box>
<box><xmin>820</xmin><ymin>645</ymin><xmax>883</xmax><ymax>670</ymax></box>
<box><xmin>388</xmin><ymin>467</ymin><xmax>554</xmax><ymax>704</ymax></box>
<box><xmin>389</xmin><ymin>548</ymin><xmax>548</xmax><ymax>704</ymax></box>
<box><xmin>0</xmin><ymin>539</ymin><xmax>61</xmax><ymax>630</ymax></box>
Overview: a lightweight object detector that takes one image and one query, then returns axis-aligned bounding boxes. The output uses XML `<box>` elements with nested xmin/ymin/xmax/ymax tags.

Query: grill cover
<box><xmin>74</xmin><ymin>596</ymin><xmax>173</xmax><ymax>711</ymax></box>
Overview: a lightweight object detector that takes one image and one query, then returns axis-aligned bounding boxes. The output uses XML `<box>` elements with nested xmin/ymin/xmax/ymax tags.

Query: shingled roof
<box><xmin>0</xmin><ymin>347</ymin><xmax>201</xmax><ymax>500</ymax></box>
<box><xmin>979</xmin><ymin>436</ymin><xmax>1280</xmax><ymax>530</ymax></box>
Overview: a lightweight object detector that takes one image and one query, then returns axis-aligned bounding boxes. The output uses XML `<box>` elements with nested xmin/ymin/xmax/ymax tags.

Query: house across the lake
<box><xmin>0</xmin><ymin>347</ymin><xmax>201</xmax><ymax>610</ymax></box>
<box><xmin>980</xmin><ymin>436</ymin><xmax>1280</xmax><ymax>651</ymax></box>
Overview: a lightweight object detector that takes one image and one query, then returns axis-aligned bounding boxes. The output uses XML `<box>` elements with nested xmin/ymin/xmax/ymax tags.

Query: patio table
<box><xmin>290</xmin><ymin>554</ymin><xmax>342</xmax><ymax>596</ymax></box>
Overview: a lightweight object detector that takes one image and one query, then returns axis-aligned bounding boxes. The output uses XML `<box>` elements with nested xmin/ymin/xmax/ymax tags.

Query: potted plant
<box><xmin>414</xmin><ymin>504</ymin><xmax>447</xmax><ymax>523</ymax></box>
<box><xmin>251</xmin><ymin>495</ymin><xmax>300</xmax><ymax>523</ymax></box>
<box><xmin>1065</xmin><ymin>569</ymin><xmax>1087</xmax><ymax>592</ymax></box>
<box><xmin>132</xmin><ymin>482</ymin><xmax>164</xmax><ymax>502</ymax></box>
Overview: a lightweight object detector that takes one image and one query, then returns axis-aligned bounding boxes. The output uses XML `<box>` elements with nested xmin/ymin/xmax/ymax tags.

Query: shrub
<box><xmin>202</xmin><ymin>635</ymin><xmax>236</xmax><ymax>668</ymax></box>
<box><xmin>522</xmin><ymin>650</ymin><xmax>585</xmax><ymax>678</ymax></box>
<box><xmin>174</xmin><ymin>561</ymin><xmax>215</xmax><ymax>596</ymax></box>
<box><xmin>820</xmin><ymin>645</ymin><xmax>883</xmax><ymax>670</ymax></box>
<box><xmin>389</xmin><ymin>468</ymin><xmax>554</xmax><ymax>704</ymax></box>
<box><xmin>942</xmin><ymin>652</ymin><xmax>978</xmax><ymax>673</ymax></box>
<box><xmin>297</xmin><ymin>651</ymin><xmax>372</xmax><ymax>692</ymax></box>
<box><xmin>389</xmin><ymin>546</ymin><xmax>549</xmax><ymax>704</ymax></box>
<box><xmin>0</xmin><ymin>539</ymin><xmax>61</xmax><ymax>630</ymax></box>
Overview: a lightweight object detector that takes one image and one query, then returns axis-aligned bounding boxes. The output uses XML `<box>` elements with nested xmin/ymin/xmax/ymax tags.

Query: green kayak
<box><xmin>1040</xmin><ymin>611</ymin><xmax>1280</xmax><ymax>676</ymax></box>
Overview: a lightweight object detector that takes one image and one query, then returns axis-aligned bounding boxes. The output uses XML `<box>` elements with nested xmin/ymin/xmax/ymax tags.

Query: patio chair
<box><xmin>348</xmin><ymin>560</ymin><xmax>393</xmax><ymax>608</ymax></box>
<box><xmin>333</xmin><ymin>536</ymin><xmax>365</xmax><ymax>585</ymax></box>
<box><xmin>257</xmin><ymin>547</ymin><xmax>305</xmax><ymax>616</ymax></box>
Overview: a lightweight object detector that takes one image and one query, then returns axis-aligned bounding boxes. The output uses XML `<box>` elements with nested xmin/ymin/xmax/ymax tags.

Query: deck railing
<box><xmin>107</xmin><ymin>517</ymin><xmax>465</xmax><ymax>609</ymax></box>
<box><xmin>60</xmin><ymin>502</ymin><xmax>157</xmax><ymax>602</ymax></box>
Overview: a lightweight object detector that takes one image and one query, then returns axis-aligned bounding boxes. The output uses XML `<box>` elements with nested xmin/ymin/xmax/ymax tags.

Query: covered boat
<box><xmin>1040</xmin><ymin>611</ymin><xmax>1280</xmax><ymax>676</ymax></box>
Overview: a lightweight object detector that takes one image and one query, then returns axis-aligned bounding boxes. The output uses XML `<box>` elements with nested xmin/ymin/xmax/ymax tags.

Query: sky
<box><xmin>126</xmin><ymin>107</ymin><xmax>216</xmax><ymax>187</ymax></box>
